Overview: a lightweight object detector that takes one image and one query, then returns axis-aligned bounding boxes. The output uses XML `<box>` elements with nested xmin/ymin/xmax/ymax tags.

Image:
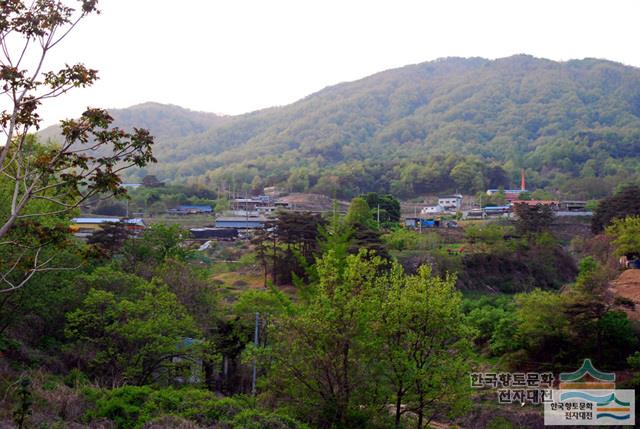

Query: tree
<box><xmin>0</xmin><ymin>1</ymin><xmax>155</xmax><ymax>292</ymax></box>
<box><xmin>214</xmin><ymin>197</ymin><xmax>230</xmax><ymax>213</ymax></box>
<box><xmin>87</xmin><ymin>222</ymin><xmax>132</xmax><ymax>257</ymax></box>
<box><xmin>514</xmin><ymin>290</ymin><xmax>567</xmax><ymax>361</ymax></box>
<box><xmin>591</xmin><ymin>186</ymin><xmax>640</xmax><ymax>233</ymax></box>
<box><xmin>94</xmin><ymin>200</ymin><xmax>128</xmax><ymax>216</ymax></box>
<box><xmin>142</xmin><ymin>175</ymin><xmax>164</xmax><ymax>188</ymax></box>
<box><xmin>531</xmin><ymin>189</ymin><xmax>556</xmax><ymax>200</ymax></box>
<box><xmin>512</xmin><ymin>203</ymin><xmax>554</xmax><ymax>235</ymax></box>
<box><xmin>606</xmin><ymin>216</ymin><xmax>640</xmax><ymax>258</ymax></box>
<box><xmin>486</xmin><ymin>165</ymin><xmax>510</xmax><ymax>189</ymax></box>
<box><xmin>517</xmin><ymin>191</ymin><xmax>532</xmax><ymax>201</ymax></box>
<box><xmin>379</xmin><ymin>265</ymin><xmax>472</xmax><ymax>428</ymax></box>
<box><xmin>362</xmin><ymin>192</ymin><xmax>401</xmax><ymax>226</ymax></box>
<box><xmin>65</xmin><ymin>276</ymin><xmax>198</xmax><ymax>386</ymax></box>
<box><xmin>344</xmin><ymin>197</ymin><xmax>372</xmax><ymax>228</ymax></box>
<box><xmin>252</xmin><ymin>212</ymin><xmax>326</xmax><ymax>285</ymax></box>
<box><xmin>122</xmin><ymin>224</ymin><xmax>191</xmax><ymax>278</ymax></box>
<box><xmin>267</xmin><ymin>250</ymin><xmax>387</xmax><ymax>428</ymax></box>
<box><xmin>450</xmin><ymin>160</ymin><xmax>485</xmax><ymax>193</ymax></box>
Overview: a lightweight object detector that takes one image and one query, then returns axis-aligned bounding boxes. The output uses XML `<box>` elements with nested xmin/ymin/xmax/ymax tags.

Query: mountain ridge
<box><xmin>40</xmin><ymin>55</ymin><xmax>640</xmax><ymax>199</ymax></box>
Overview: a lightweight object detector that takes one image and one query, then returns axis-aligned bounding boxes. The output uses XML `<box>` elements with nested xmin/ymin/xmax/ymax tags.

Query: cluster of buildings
<box><xmin>73</xmin><ymin>169</ymin><xmax>590</xmax><ymax>241</ymax></box>
<box><xmin>411</xmin><ymin>169</ymin><xmax>589</xmax><ymax>225</ymax></box>
<box><xmin>71</xmin><ymin>195</ymin><xmax>290</xmax><ymax>242</ymax></box>
<box><xmin>403</xmin><ymin>194</ymin><xmax>463</xmax><ymax>230</ymax></box>
<box><xmin>420</xmin><ymin>194</ymin><xmax>464</xmax><ymax>215</ymax></box>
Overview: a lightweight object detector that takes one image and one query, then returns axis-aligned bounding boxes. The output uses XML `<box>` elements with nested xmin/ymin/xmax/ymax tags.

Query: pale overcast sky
<box><xmin>40</xmin><ymin>0</ymin><xmax>640</xmax><ymax>126</ymax></box>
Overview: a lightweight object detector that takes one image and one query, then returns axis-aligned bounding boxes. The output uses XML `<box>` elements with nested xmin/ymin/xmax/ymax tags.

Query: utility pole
<box><xmin>251</xmin><ymin>312</ymin><xmax>260</xmax><ymax>396</ymax></box>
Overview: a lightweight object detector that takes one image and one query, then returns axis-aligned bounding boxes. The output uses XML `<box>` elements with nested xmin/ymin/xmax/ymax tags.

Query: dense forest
<box><xmin>41</xmin><ymin>55</ymin><xmax>640</xmax><ymax>199</ymax></box>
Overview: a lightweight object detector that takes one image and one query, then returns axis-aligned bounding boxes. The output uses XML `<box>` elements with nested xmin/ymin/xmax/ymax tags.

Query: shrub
<box><xmin>86</xmin><ymin>387</ymin><xmax>277</xmax><ymax>429</ymax></box>
<box><xmin>226</xmin><ymin>409</ymin><xmax>310</xmax><ymax>429</ymax></box>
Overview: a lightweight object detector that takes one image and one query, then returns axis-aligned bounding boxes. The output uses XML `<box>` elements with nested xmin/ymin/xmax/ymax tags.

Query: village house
<box><xmin>420</xmin><ymin>205</ymin><xmax>445</xmax><ymax>215</ymax></box>
<box><xmin>437</xmin><ymin>194</ymin><xmax>463</xmax><ymax>211</ymax></box>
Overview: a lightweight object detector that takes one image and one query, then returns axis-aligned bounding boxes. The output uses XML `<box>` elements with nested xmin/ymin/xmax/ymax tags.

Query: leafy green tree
<box><xmin>362</xmin><ymin>192</ymin><xmax>401</xmax><ymax>226</ymax></box>
<box><xmin>0</xmin><ymin>246</ymin><xmax>86</xmax><ymax>349</ymax></box>
<box><xmin>380</xmin><ymin>265</ymin><xmax>473</xmax><ymax>428</ymax></box>
<box><xmin>517</xmin><ymin>191</ymin><xmax>532</xmax><ymax>201</ymax></box>
<box><xmin>344</xmin><ymin>197</ymin><xmax>373</xmax><ymax>228</ymax></box>
<box><xmin>0</xmin><ymin>174</ymin><xmax>76</xmax><ymax>293</ymax></box>
<box><xmin>267</xmin><ymin>250</ymin><xmax>387</xmax><ymax>428</ymax></box>
<box><xmin>65</xmin><ymin>277</ymin><xmax>198</xmax><ymax>386</ymax></box>
<box><xmin>606</xmin><ymin>216</ymin><xmax>640</xmax><ymax>258</ymax></box>
<box><xmin>490</xmin><ymin>290</ymin><xmax>568</xmax><ymax>365</ymax></box>
<box><xmin>531</xmin><ymin>189</ymin><xmax>556</xmax><ymax>200</ymax></box>
<box><xmin>215</xmin><ymin>197</ymin><xmax>231</xmax><ymax>213</ymax></box>
<box><xmin>450</xmin><ymin>160</ymin><xmax>485</xmax><ymax>193</ymax></box>
<box><xmin>343</xmin><ymin>197</ymin><xmax>389</xmax><ymax>260</ymax></box>
<box><xmin>595</xmin><ymin>311</ymin><xmax>637</xmax><ymax>367</ymax></box>
<box><xmin>122</xmin><ymin>224</ymin><xmax>191</xmax><ymax>277</ymax></box>
<box><xmin>0</xmin><ymin>1</ymin><xmax>155</xmax><ymax>291</ymax></box>
<box><xmin>513</xmin><ymin>290</ymin><xmax>567</xmax><ymax>358</ymax></box>
<box><xmin>287</xmin><ymin>168</ymin><xmax>310</xmax><ymax>192</ymax></box>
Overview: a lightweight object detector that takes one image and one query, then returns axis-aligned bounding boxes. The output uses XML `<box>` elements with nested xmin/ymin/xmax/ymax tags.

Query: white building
<box><xmin>421</xmin><ymin>205</ymin><xmax>445</xmax><ymax>215</ymax></box>
<box><xmin>437</xmin><ymin>194</ymin><xmax>463</xmax><ymax>211</ymax></box>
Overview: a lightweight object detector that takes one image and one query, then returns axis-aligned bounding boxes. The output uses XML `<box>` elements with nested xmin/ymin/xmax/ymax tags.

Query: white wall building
<box><xmin>421</xmin><ymin>205</ymin><xmax>444</xmax><ymax>215</ymax></box>
<box><xmin>437</xmin><ymin>194</ymin><xmax>463</xmax><ymax>211</ymax></box>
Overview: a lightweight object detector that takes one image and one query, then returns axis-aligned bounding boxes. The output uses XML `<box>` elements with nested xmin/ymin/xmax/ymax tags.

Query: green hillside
<box><xmin>42</xmin><ymin>56</ymin><xmax>640</xmax><ymax>199</ymax></box>
<box><xmin>39</xmin><ymin>102</ymin><xmax>227</xmax><ymax>146</ymax></box>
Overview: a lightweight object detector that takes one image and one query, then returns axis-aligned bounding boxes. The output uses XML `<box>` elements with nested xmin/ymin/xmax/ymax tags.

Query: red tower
<box><xmin>520</xmin><ymin>169</ymin><xmax>526</xmax><ymax>191</ymax></box>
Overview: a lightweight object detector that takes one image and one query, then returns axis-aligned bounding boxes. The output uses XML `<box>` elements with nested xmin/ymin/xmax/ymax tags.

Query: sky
<box><xmin>37</xmin><ymin>0</ymin><xmax>640</xmax><ymax>126</ymax></box>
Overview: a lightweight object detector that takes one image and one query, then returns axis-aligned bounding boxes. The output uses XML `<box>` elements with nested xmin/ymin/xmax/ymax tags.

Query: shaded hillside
<box><xmin>42</xmin><ymin>56</ymin><xmax>640</xmax><ymax>198</ymax></box>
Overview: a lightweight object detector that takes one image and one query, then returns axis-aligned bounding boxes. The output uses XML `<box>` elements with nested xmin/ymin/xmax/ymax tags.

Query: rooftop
<box><xmin>216</xmin><ymin>216</ymin><xmax>268</xmax><ymax>222</ymax></box>
<box><xmin>71</xmin><ymin>217</ymin><xmax>145</xmax><ymax>226</ymax></box>
<box><xmin>174</xmin><ymin>205</ymin><xmax>212</xmax><ymax>210</ymax></box>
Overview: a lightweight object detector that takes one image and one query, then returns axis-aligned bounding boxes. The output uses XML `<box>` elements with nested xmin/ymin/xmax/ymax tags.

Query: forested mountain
<box><xmin>41</xmin><ymin>56</ymin><xmax>640</xmax><ymax>199</ymax></box>
<box><xmin>40</xmin><ymin>102</ymin><xmax>227</xmax><ymax>143</ymax></box>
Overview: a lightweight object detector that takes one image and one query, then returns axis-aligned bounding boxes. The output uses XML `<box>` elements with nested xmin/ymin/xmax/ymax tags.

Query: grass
<box><xmin>144</xmin><ymin>214</ymin><xmax>215</xmax><ymax>228</ymax></box>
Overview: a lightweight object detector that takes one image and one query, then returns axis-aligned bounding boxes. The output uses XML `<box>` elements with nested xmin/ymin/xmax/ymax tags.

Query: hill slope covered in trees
<box><xmin>42</xmin><ymin>56</ymin><xmax>640</xmax><ymax>199</ymax></box>
<box><xmin>40</xmin><ymin>102</ymin><xmax>227</xmax><ymax>144</ymax></box>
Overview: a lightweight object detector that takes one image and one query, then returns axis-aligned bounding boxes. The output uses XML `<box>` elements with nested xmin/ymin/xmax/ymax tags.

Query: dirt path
<box><xmin>609</xmin><ymin>269</ymin><xmax>640</xmax><ymax>320</ymax></box>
